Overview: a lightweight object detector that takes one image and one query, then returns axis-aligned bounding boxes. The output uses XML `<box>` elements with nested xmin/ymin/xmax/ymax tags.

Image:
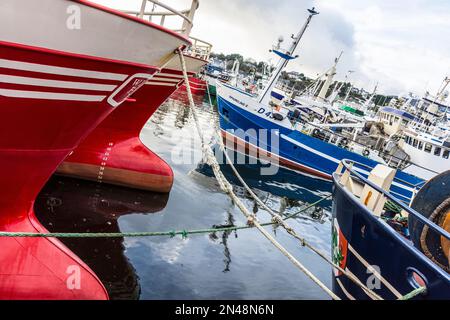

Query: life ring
<box><xmin>339</xmin><ymin>137</ymin><xmax>348</xmax><ymax>146</ymax></box>
<box><xmin>273</xmin><ymin>113</ymin><xmax>284</xmax><ymax>121</ymax></box>
<box><xmin>410</xmin><ymin>171</ymin><xmax>450</xmax><ymax>272</ymax></box>
<box><xmin>363</xmin><ymin>148</ymin><xmax>370</xmax><ymax>157</ymax></box>
<box><xmin>312</xmin><ymin>128</ymin><xmax>321</xmax><ymax>137</ymax></box>
<box><xmin>292</xmin><ymin>108</ymin><xmax>301</xmax><ymax>120</ymax></box>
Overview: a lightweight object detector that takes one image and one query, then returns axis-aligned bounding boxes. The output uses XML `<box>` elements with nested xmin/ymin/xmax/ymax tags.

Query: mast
<box><xmin>363</xmin><ymin>82</ymin><xmax>378</xmax><ymax>109</ymax></box>
<box><xmin>343</xmin><ymin>70</ymin><xmax>355</xmax><ymax>103</ymax></box>
<box><xmin>317</xmin><ymin>51</ymin><xmax>343</xmax><ymax>101</ymax></box>
<box><xmin>258</xmin><ymin>7</ymin><xmax>319</xmax><ymax>105</ymax></box>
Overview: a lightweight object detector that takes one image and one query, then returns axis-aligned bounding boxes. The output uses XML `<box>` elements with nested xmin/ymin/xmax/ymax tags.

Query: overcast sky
<box><xmin>97</xmin><ymin>0</ymin><xmax>450</xmax><ymax>96</ymax></box>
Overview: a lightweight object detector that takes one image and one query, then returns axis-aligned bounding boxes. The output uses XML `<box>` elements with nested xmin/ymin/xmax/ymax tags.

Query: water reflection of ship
<box><xmin>174</xmin><ymin>100</ymin><xmax>193</xmax><ymax>129</ymax></box>
<box><xmin>170</xmin><ymin>88</ymin><xmax>205</xmax><ymax>106</ymax></box>
<box><xmin>209</xmin><ymin>209</ymin><xmax>236</xmax><ymax>273</ymax></box>
<box><xmin>194</xmin><ymin>148</ymin><xmax>331</xmax><ymax>272</ymax></box>
<box><xmin>34</xmin><ymin>176</ymin><xmax>169</xmax><ymax>300</ymax></box>
<box><xmin>195</xmin><ymin>146</ymin><xmax>333</xmax><ymax>209</ymax></box>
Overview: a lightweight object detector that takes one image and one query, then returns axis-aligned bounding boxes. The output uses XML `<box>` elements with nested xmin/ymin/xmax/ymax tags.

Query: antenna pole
<box><xmin>258</xmin><ymin>7</ymin><xmax>319</xmax><ymax>105</ymax></box>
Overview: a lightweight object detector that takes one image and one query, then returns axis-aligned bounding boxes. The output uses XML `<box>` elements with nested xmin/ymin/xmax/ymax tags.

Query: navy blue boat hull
<box><xmin>331</xmin><ymin>173</ymin><xmax>450</xmax><ymax>300</ymax></box>
<box><xmin>216</xmin><ymin>83</ymin><xmax>424</xmax><ymax>202</ymax></box>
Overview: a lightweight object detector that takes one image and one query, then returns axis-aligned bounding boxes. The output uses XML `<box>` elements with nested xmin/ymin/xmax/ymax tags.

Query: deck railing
<box><xmin>122</xmin><ymin>0</ymin><xmax>211</xmax><ymax>61</ymax></box>
<box><xmin>123</xmin><ymin>0</ymin><xmax>198</xmax><ymax>35</ymax></box>
<box><xmin>186</xmin><ymin>36</ymin><xmax>212</xmax><ymax>60</ymax></box>
<box><xmin>335</xmin><ymin>159</ymin><xmax>450</xmax><ymax>241</ymax></box>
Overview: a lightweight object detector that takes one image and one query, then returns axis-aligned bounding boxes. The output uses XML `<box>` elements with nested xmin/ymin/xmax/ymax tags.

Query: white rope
<box><xmin>178</xmin><ymin>50</ymin><xmax>425</xmax><ymax>301</ymax></box>
<box><xmin>178</xmin><ymin>49</ymin><xmax>340</xmax><ymax>300</ymax></box>
<box><xmin>215</xmin><ymin>131</ymin><xmax>383</xmax><ymax>300</ymax></box>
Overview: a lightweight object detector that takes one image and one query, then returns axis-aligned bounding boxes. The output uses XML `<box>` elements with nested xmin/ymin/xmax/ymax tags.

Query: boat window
<box><xmin>402</xmin><ymin>119</ymin><xmax>408</xmax><ymax>126</ymax></box>
<box><xmin>434</xmin><ymin>147</ymin><xmax>441</xmax><ymax>156</ymax></box>
<box><xmin>443</xmin><ymin>150</ymin><xmax>449</xmax><ymax>159</ymax></box>
<box><xmin>413</xmin><ymin>139</ymin><xmax>418</xmax><ymax>147</ymax></box>
<box><xmin>424</xmin><ymin>143</ymin><xmax>432</xmax><ymax>153</ymax></box>
<box><xmin>418</xmin><ymin>141</ymin><xmax>423</xmax><ymax>150</ymax></box>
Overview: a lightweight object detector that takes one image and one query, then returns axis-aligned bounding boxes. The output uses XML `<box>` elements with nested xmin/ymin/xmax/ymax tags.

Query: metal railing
<box><xmin>186</xmin><ymin>36</ymin><xmax>212</xmax><ymax>60</ymax></box>
<box><xmin>336</xmin><ymin>159</ymin><xmax>450</xmax><ymax>241</ymax></box>
<box><xmin>122</xmin><ymin>1</ymin><xmax>211</xmax><ymax>61</ymax></box>
<box><xmin>123</xmin><ymin>0</ymin><xmax>198</xmax><ymax>35</ymax></box>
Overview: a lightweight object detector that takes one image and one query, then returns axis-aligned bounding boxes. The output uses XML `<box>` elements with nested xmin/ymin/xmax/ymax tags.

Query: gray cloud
<box><xmin>96</xmin><ymin>0</ymin><xmax>450</xmax><ymax>96</ymax></box>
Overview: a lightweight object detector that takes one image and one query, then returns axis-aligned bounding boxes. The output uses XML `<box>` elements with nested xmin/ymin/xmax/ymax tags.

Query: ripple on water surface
<box><xmin>35</xmin><ymin>95</ymin><xmax>333</xmax><ymax>300</ymax></box>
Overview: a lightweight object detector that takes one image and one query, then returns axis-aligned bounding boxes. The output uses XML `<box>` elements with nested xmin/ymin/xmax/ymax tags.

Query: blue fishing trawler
<box><xmin>216</xmin><ymin>7</ymin><xmax>425</xmax><ymax>203</ymax></box>
<box><xmin>332</xmin><ymin>160</ymin><xmax>450</xmax><ymax>300</ymax></box>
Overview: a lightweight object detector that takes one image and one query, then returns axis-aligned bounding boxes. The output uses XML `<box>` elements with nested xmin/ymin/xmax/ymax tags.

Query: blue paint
<box><xmin>332</xmin><ymin>172</ymin><xmax>450</xmax><ymax>300</ymax></box>
<box><xmin>217</xmin><ymin>94</ymin><xmax>424</xmax><ymax>202</ymax></box>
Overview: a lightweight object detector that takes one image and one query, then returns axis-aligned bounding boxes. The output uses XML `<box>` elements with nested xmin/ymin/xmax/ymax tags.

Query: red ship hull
<box><xmin>0</xmin><ymin>41</ymin><xmax>158</xmax><ymax>300</ymax></box>
<box><xmin>58</xmin><ymin>55</ymin><xmax>207</xmax><ymax>192</ymax></box>
<box><xmin>0</xmin><ymin>0</ymin><xmax>190</xmax><ymax>299</ymax></box>
<box><xmin>178</xmin><ymin>77</ymin><xmax>208</xmax><ymax>96</ymax></box>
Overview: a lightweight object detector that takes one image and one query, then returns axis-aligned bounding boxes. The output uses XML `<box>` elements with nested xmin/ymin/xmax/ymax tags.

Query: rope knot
<box><xmin>247</xmin><ymin>215</ymin><xmax>256</xmax><ymax>226</ymax></box>
<box><xmin>169</xmin><ymin>231</ymin><xmax>176</xmax><ymax>238</ymax></box>
<box><xmin>181</xmin><ymin>230</ymin><xmax>188</xmax><ymax>239</ymax></box>
<box><xmin>271</xmin><ymin>217</ymin><xmax>280</xmax><ymax>226</ymax></box>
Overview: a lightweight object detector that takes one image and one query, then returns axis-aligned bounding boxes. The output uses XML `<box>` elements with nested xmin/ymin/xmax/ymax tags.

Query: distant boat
<box><xmin>216</xmin><ymin>7</ymin><xmax>425</xmax><ymax>203</ymax></box>
<box><xmin>205</xmin><ymin>58</ymin><xmax>240</xmax><ymax>96</ymax></box>
<box><xmin>375</xmin><ymin>93</ymin><xmax>450</xmax><ymax>180</ymax></box>
<box><xmin>332</xmin><ymin>160</ymin><xmax>450</xmax><ymax>300</ymax></box>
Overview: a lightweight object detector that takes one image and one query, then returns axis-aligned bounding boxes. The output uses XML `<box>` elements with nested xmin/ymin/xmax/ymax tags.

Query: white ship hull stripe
<box><xmin>0</xmin><ymin>59</ymin><xmax>128</xmax><ymax>81</ymax></box>
<box><xmin>157</xmin><ymin>72</ymin><xmax>184</xmax><ymax>79</ymax></box>
<box><xmin>145</xmin><ymin>81</ymin><xmax>176</xmax><ymax>87</ymax></box>
<box><xmin>0</xmin><ymin>74</ymin><xmax>117</xmax><ymax>91</ymax></box>
<box><xmin>151</xmin><ymin>77</ymin><xmax>181</xmax><ymax>83</ymax></box>
<box><xmin>0</xmin><ymin>89</ymin><xmax>105</xmax><ymax>101</ymax></box>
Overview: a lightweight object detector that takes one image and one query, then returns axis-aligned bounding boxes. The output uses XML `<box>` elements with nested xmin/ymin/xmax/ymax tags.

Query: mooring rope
<box><xmin>399</xmin><ymin>286</ymin><xmax>427</xmax><ymax>300</ymax></box>
<box><xmin>177</xmin><ymin>49</ymin><xmax>342</xmax><ymax>300</ymax></box>
<box><xmin>198</xmin><ymin>54</ymin><xmax>426</xmax><ymax>301</ymax></box>
<box><xmin>215</xmin><ymin>133</ymin><xmax>383</xmax><ymax>300</ymax></box>
<box><xmin>0</xmin><ymin>49</ymin><xmax>426</xmax><ymax>301</ymax></box>
<box><xmin>0</xmin><ymin>196</ymin><xmax>328</xmax><ymax>238</ymax></box>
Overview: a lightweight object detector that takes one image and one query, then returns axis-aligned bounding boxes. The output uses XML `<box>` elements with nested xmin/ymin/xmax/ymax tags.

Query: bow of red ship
<box><xmin>0</xmin><ymin>0</ymin><xmax>190</xmax><ymax>299</ymax></box>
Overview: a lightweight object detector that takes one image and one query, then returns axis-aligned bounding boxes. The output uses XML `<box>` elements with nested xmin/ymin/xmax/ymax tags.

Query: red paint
<box><xmin>221</xmin><ymin>130</ymin><xmax>332</xmax><ymax>181</ymax></box>
<box><xmin>59</xmin><ymin>70</ymin><xmax>180</xmax><ymax>192</ymax></box>
<box><xmin>178</xmin><ymin>77</ymin><xmax>207</xmax><ymax>96</ymax></box>
<box><xmin>0</xmin><ymin>39</ymin><xmax>158</xmax><ymax>299</ymax></box>
<box><xmin>60</xmin><ymin>58</ymin><xmax>208</xmax><ymax>192</ymax></box>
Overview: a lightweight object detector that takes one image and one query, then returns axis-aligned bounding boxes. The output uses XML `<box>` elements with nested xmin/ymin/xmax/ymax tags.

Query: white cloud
<box><xmin>93</xmin><ymin>0</ymin><xmax>450</xmax><ymax>96</ymax></box>
<box><xmin>320</xmin><ymin>0</ymin><xmax>450</xmax><ymax>95</ymax></box>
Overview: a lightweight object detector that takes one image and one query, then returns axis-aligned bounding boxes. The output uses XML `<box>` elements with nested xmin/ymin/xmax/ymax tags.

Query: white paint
<box><xmin>151</xmin><ymin>77</ymin><xmax>181</xmax><ymax>83</ymax></box>
<box><xmin>157</xmin><ymin>73</ymin><xmax>184</xmax><ymax>79</ymax></box>
<box><xmin>0</xmin><ymin>0</ymin><xmax>186</xmax><ymax>66</ymax></box>
<box><xmin>218</xmin><ymin>83</ymin><xmax>415</xmax><ymax>193</ymax></box>
<box><xmin>145</xmin><ymin>81</ymin><xmax>177</xmax><ymax>87</ymax></box>
<box><xmin>402</xmin><ymin>142</ymin><xmax>449</xmax><ymax>180</ymax></box>
<box><xmin>0</xmin><ymin>59</ymin><xmax>127</xmax><ymax>81</ymax></box>
<box><xmin>0</xmin><ymin>74</ymin><xmax>117</xmax><ymax>91</ymax></box>
<box><xmin>0</xmin><ymin>89</ymin><xmax>105</xmax><ymax>101</ymax></box>
<box><xmin>107</xmin><ymin>73</ymin><xmax>154</xmax><ymax>107</ymax></box>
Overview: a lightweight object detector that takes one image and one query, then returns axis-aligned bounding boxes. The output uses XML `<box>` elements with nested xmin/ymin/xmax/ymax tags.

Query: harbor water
<box><xmin>35</xmin><ymin>93</ymin><xmax>334</xmax><ymax>300</ymax></box>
